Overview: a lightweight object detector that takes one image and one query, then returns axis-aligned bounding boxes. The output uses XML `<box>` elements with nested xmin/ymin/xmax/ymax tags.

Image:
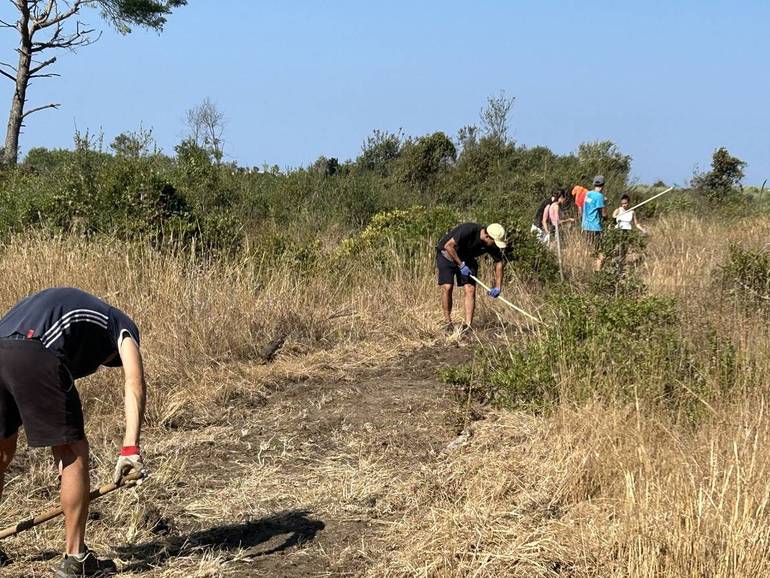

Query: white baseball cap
<box><xmin>486</xmin><ymin>223</ymin><xmax>507</xmax><ymax>249</ymax></box>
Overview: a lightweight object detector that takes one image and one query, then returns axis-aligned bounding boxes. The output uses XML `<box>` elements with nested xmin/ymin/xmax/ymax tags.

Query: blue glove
<box><xmin>488</xmin><ymin>287</ymin><xmax>501</xmax><ymax>298</ymax></box>
<box><xmin>459</xmin><ymin>262</ymin><xmax>472</xmax><ymax>277</ymax></box>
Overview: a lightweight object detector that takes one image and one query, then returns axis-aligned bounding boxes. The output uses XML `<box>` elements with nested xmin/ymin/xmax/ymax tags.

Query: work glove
<box><xmin>488</xmin><ymin>287</ymin><xmax>501</xmax><ymax>298</ymax></box>
<box><xmin>114</xmin><ymin>446</ymin><xmax>144</xmax><ymax>485</ymax></box>
<box><xmin>459</xmin><ymin>262</ymin><xmax>472</xmax><ymax>277</ymax></box>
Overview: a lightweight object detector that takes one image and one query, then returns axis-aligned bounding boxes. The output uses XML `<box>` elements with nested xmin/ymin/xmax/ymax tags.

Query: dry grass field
<box><xmin>0</xmin><ymin>215</ymin><xmax>769</xmax><ymax>577</ymax></box>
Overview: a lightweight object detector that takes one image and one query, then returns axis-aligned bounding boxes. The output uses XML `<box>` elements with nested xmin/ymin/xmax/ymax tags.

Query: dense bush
<box><xmin>442</xmin><ymin>289</ymin><xmax>738</xmax><ymax>419</ymax></box>
<box><xmin>502</xmin><ymin>226</ymin><xmax>560</xmax><ymax>284</ymax></box>
<box><xmin>590</xmin><ymin>228</ymin><xmax>649</xmax><ymax>297</ymax></box>
<box><xmin>0</xmin><ymin>135</ymin><xmax>243</xmax><ymax>254</ymax></box>
<box><xmin>717</xmin><ymin>244</ymin><xmax>770</xmax><ymax>303</ymax></box>
<box><xmin>1</xmin><ymin>116</ymin><xmax>758</xmax><ymax>265</ymax></box>
<box><xmin>335</xmin><ymin>205</ymin><xmax>459</xmax><ymax>265</ymax></box>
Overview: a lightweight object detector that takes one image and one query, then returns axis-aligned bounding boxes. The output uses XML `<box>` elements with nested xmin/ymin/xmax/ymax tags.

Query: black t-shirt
<box><xmin>533</xmin><ymin>197</ymin><xmax>552</xmax><ymax>228</ymax></box>
<box><xmin>436</xmin><ymin>223</ymin><xmax>503</xmax><ymax>263</ymax></box>
<box><xmin>0</xmin><ymin>287</ymin><xmax>140</xmax><ymax>379</ymax></box>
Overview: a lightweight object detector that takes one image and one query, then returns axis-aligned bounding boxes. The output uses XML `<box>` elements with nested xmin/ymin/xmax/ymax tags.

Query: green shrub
<box><xmin>586</xmin><ymin>228</ymin><xmax>649</xmax><ymax>297</ymax></box>
<box><xmin>250</xmin><ymin>231</ymin><xmax>321</xmax><ymax>273</ymax></box>
<box><xmin>717</xmin><ymin>244</ymin><xmax>770</xmax><ymax>302</ymax></box>
<box><xmin>502</xmin><ymin>226</ymin><xmax>560</xmax><ymax>285</ymax></box>
<box><xmin>443</xmin><ymin>289</ymin><xmax>738</xmax><ymax>420</ymax></box>
<box><xmin>335</xmin><ymin>205</ymin><xmax>459</xmax><ymax>264</ymax></box>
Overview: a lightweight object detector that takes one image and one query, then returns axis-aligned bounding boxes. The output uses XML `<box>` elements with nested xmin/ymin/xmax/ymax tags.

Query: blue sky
<box><xmin>1</xmin><ymin>0</ymin><xmax>768</xmax><ymax>185</ymax></box>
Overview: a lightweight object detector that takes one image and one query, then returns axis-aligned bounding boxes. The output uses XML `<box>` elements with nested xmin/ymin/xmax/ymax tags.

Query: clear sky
<box><xmin>0</xmin><ymin>0</ymin><xmax>768</xmax><ymax>185</ymax></box>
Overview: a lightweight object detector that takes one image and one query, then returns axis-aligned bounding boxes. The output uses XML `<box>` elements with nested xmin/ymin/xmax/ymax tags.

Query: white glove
<box><xmin>114</xmin><ymin>448</ymin><xmax>144</xmax><ymax>484</ymax></box>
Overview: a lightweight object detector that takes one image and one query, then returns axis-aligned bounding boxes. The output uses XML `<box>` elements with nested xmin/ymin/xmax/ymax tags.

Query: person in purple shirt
<box><xmin>0</xmin><ymin>287</ymin><xmax>146</xmax><ymax>576</ymax></box>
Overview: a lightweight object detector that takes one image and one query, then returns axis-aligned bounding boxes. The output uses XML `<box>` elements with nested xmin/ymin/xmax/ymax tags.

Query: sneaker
<box><xmin>54</xmin><ymin>547</ymin><xmax>117</xmax><ymax>577</ymax></box>
<box><xmin>460</xmin><ymin>323</ymin><xmax>472</xmax><ymax>335</ymax></box>
<box><xmin>0</xmin><ymin>548</ymin><xmax>10</xmax><ymax>567</ymax></box>
<box><xmin>443</xmin><ymin>322</ymin><xmax>454</xmax><ymax>334</ymax></box>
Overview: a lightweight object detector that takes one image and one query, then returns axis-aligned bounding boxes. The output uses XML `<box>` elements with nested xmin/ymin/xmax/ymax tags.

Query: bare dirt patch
<box><xmin>2</xmin><ymin>340</ymin><xmax>476</xmax><ymax>577</ymax></box>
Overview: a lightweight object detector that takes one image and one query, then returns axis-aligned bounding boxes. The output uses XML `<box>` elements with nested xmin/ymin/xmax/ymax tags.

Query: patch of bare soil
<box><xmin>1</xmin><ymin>339</ymin><xmax>478</xmax><ymax>577</ymax></box>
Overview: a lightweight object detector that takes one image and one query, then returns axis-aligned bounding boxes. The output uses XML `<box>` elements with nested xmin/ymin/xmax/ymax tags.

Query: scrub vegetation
<box><xmin>0</xmin><ymin>97</ymin><xmax>768</xmax><ymax>576</ymax></box>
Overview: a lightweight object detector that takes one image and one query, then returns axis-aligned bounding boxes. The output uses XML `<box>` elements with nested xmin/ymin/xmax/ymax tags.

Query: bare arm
<box><xmin>442</xmin><ymin>238</ymin><xmax>464</xmax><ymax>267</ymax></box>
<box><xmin>494</xmin><ymin>260</ymin><xmax>504</xmax><ymax>290</ymax></box>
<box><xmin>634</xmin><ymin>212</ymin><xmax>646</xmax><ymax>233</ymax></box>
<box><xmin>119</xmin><ymin>338</ymin><xmax>146</xmax><ymax>448</ymax></box>
<box><xmin>542</xmin><ymin>206</ymin><xmax>550</xmax><ymax>232</ymax></box>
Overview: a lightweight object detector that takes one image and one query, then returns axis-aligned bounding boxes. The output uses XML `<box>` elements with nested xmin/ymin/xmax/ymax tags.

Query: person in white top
<box><xmin>612</xmin><ymin>194</ymin><xmax>647</xmax><ymax>233</ymax></box>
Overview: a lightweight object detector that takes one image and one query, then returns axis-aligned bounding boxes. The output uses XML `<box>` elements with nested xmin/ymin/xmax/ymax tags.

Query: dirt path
<box><xmin>108</xmin><ymin>342</ymin><xmax>476</xmax><ymax>577</ymax></box>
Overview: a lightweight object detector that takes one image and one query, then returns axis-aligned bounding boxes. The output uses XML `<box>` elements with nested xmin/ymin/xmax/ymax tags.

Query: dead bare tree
<box><xmin>185</xmin><ymin>98</ymin><xmax>226</xmax><ymax>164</ymax></box>
<box><xmin>0</xmin><ymin>0</ymin><xmax>186</xmax><ymax>166</ymax></box>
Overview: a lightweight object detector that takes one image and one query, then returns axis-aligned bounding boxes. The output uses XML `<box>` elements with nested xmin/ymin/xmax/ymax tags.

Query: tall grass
<box><xmin>1</xmin><ymin>215</ymin><xmax>769</xmax><ymax>576</ymax></box>
<box><xmin>0</xmin><ymin>231</ymin><xmax>450</xmax><ymax>575</ymax></box>
<box><xmin>371</xmin><ymin>215</ymin><xmax>770</xmax><ymax>577</ymax></box>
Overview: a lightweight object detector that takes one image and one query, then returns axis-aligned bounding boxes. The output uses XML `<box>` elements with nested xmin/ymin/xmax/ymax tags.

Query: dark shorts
<box><xmin>0</xmin><ymin>338</ymin><xmax>84</xmax><ymax>447</ymax></box>
<box><xmin>436</xmin><ymin>251</ymin><xmax>477</xmax><ymax>287</ymax></box>
<box><xmin>584</xmin><ymin>230</ymin><xmax>603</xmax><ymax>253</ymax></box>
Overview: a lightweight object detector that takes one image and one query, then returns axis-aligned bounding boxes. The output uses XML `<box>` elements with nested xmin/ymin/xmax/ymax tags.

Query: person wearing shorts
<box><xmin>436</xmin><ymin>222</ymin><xmax>507</xmax><ymax>332</ymax></box>
<box><xmin>0</xmin><ymin>287</ymin><xmax>147</xmax><ymax>577</ymax></box>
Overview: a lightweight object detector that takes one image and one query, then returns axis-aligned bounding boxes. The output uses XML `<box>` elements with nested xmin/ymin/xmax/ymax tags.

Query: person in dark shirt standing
<box><xmin>531</xmin><ymin>194</ymin><xmax>555</xmax><ymax>244</ymax></box>
<box><xmin>0</xmin><ymin>287</ymin><xmax>146</xmax><ymax>577</ymax></box>
<box><xmin>436</xmin><ymin>222</ymin><xmax>507</xmax><ymax>332</ymax></box>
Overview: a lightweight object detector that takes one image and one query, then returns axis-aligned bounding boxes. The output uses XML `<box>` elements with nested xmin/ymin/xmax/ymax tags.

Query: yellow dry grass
<box><xmin>0</xmin><ymin>232</ymin><xmax>446</xmax><ymax>576</ymax></box>
<box><xmin>370</xmin><ymin>216</ymin><xmax>770</xmax><ymax>578</ymax></box>
<box><xmin>0</xmin><ymin>216</ymin><xmax>768</xmax><ymax>577</ymax></box>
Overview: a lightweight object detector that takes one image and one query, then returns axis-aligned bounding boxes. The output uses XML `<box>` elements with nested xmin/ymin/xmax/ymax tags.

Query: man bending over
<box><xmin>436</xmin><ymin>222</ymin><xmax>507</xmax><ymax>332</ymax></box>
<box><xmin>0</xmin><ymin>287</ymin><xmax>146</xmax><ymax>577</ymax></box>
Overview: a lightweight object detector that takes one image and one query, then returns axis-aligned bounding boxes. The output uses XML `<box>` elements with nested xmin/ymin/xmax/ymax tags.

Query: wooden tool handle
<box><xmin>0</xmin><ymin>471</ymin><xmax>145</xmax><ymax>540</ymax></box>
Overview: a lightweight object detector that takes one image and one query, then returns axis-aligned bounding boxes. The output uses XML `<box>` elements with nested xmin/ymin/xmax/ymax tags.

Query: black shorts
<box><xmin>436</xmin><ymin>251</ymin><xmax>477</xmax><ymax>287</ymax></box>
<box><xmin>0</xmin><ymin>338</ymin><xmax>84</xmax><ymax>447</ymax></box>
<box><xmin>584</xmin><ymin>230</ymin><xmax>603</xmax><ymax>252</ymax></box>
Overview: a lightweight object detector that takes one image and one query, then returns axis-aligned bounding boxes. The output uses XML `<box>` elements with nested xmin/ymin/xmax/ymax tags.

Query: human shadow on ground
<box><xmin>113</xmin><ymin>509</ymin><xmax>325</xmax><ymax>573</ymax></box>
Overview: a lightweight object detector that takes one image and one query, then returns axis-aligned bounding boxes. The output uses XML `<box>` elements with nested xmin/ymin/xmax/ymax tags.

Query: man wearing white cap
<box><xmin>435</xmin><ymin>222</ymin><xmax>507</xmax><ymax>332</ymax></box>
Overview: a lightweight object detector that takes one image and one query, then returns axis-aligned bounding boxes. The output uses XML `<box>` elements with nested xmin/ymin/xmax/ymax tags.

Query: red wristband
<box><xmin>120</xmin><ymin>446</ymin><xmax>140</xmax><ymax>456</ymax></box>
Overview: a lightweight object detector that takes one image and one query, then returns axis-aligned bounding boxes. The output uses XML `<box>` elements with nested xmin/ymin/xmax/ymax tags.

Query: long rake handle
<box><xmin>625</xmin><ymin>186</ymin><xmax>675</xmax><ymax>214</ymax></box>
<box><xmin>0</xmin><ymin>471</ymin><xmax>145</xmax><ymax>540</ymax></box>
<box><xmin>469</xmin><ymin>275</ymin><xmax>545</xmax><ymax>325</ymax></box>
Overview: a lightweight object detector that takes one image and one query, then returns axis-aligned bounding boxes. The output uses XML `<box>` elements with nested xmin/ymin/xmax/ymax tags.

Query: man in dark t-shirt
<box><xmin>436</xmin><ymin>222</ymin><xmax>507</xmax><ymax>332</ymax></box>
<box><xmin>0</xmin><ymin>287</ymin><xmax>146</xmax><ymax>576</ymax></box>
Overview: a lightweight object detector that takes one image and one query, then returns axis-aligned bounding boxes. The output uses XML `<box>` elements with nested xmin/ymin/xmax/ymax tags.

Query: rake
<box><xmin>469</xmin><ymin>275</ymin><xmax>546</xmax><ymax>326</ymax></box>
<box><xmin>0</xmin><ymin>471</ymin><xmax>145</xmax><ymax>540</ymax></box>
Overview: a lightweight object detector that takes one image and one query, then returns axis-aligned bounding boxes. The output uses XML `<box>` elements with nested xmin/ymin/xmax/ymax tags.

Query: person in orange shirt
<box><xmin>571</xmin><ymin>184</ymin><xmax>588</xmax><ymax>221</ymax></box>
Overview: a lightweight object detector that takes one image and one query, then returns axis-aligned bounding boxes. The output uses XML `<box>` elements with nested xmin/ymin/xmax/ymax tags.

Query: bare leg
<box><xmin>441</xmin><ymin>284</ymin><xmax>454</xmax><ymax>324</ymax></box>
<box><xmin>52</xmin><ymin>438</ymin><xmax>90</xmax><ymax>555</ymax></box>
<box><xmin>0</xmin><ymin>433</ymin><xmax>18</xmax><ymax>502</ymax></box>
<box><xmin>464</xmin><ymin>284</ymin><xmax>476</xmax><ymax>327</ymax></box>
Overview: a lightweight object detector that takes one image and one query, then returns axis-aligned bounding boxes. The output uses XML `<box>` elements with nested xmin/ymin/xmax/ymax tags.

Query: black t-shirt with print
<box><xmin>0</xmin><ymin>287</ymin><xmax>140</xmax><ymax>379</ymax></box>
<box><xmin>436</xmin><ymin>223</ymin><xmax>503</xmax><ymax>263</ymax></box>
